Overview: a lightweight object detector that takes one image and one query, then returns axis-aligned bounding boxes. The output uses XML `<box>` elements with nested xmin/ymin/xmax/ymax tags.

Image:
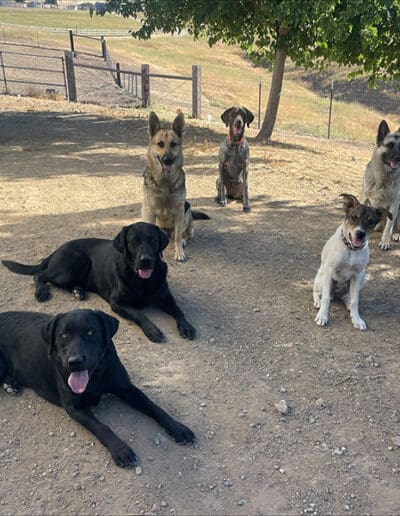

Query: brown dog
<box><xmin>216</xmin><ymin>106</ymin><xmax>254</xmax><ymax>211</ymax></box>
<box><xmin>142</xmin><ymin>112</ymin><xmax>209</xmax><ymax>262</ymax></box>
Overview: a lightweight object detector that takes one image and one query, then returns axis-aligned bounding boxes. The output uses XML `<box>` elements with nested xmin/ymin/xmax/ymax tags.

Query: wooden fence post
<box><xmin>64</xmin><ymin>51</ymin><xmax>77</xmax><ymax>102</ymax></box>
<box><xmin>141</xmin><ymin>64</ymin><xmax>150</xmax><ymax>107</ymax></box>
<box><xmin>101</xmin><ymin>36</ymin><xmax>107</xmax><ymax>60</ymax></box>
<box><xmin>192</xmin><ymin>65</ymin><xmax>201</xmax><ymax>119</ymax></box>
<box><xmin>0</xmin><ymin>51</ymin><xmax>8</xmax><ymax>94</ymax></box>
<box><xmin>69</xmin><ymin>30</ymin><xmax>75</xmax><ymax>55</ymax></box>
<box><xmin>116</xmin><ymin>62</ymin><xmax>122</xmax><ymax>87</ymax></box>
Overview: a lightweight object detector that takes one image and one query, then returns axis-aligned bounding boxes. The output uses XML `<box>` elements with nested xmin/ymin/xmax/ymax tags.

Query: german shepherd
<box><xmin>361</xmin><ymin>120</ymin><xmax>400</xmax><ymax>250</ymax></box>
<box><xmin>142</xmin><ymin>112</ymin><xmax>209</xmax><ymax>262</ymax></box>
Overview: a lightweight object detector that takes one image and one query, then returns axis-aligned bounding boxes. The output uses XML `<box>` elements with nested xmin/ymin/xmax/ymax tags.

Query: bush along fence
<box><xmin>68</xmin><ymin>32</ymin><xmax>202</xmax><ymax>118</ymax></box>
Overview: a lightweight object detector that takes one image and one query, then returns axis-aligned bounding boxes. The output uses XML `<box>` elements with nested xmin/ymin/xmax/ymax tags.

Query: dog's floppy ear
<box><xmin>113</xmin><ymin>226</ymin><xmax>128</xmax><ymax>254</ymax></box>
<box><xmin>94</xmin><ymin>310</ymin><xmax>119</xmax><ymax>343</ymax></box>
<box><xmin>172</xmin><ymin>112</ymin><xmax>185</xmax><ymax>139</ymax></box>
<box><xmin>376</xmin><ymin>207</ymin><xmax>393</xmax><ymax>221</ymax></box>
<box><xmin>221</xmin><ymin>107</ymin><xmax>233</xmax><ymax>127</ymax></box>
<box><xmin>149</xmin><ymin>112</ymin><xmax>161</xmax><ymax>138</ymax></box>
<box><xmin>340</xmin><ymin>193</ymin><xmax>360</xmax><ymax>213</ymax></box>
<box><xmin>243</xmin><ymin>107</ymin><xmax>254</xmax><ymax>127</ymax></box>
<box><xmin>377</xmin><ymin>120</ymin><xmax>390</xmax><ymax>146</ymax></box>
<box><xmin>158</xmin><ymin>227</ymin><xmax>169</xmax><ymax>253</ymax></box>
<box><xmin>41</xmin><ymin>314</ymin><xmax>61</xmax><ymax>357</ymax></box>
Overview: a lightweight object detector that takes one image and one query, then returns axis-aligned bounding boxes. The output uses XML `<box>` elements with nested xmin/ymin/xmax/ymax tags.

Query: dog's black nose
<box><xmin>139</xmin><ymin>254</ymin><xmax>153</xmax><ymax>268</ymax></box>
<box><xmin>356</xmin><ymin>229</ymin><xmax>366</xmax><ymax>240</ymax></box>
<box><xmin>162</xmin><ymin>153</ymin><xmax>175</xmax><ymax>165</ymax></box>
<box><xmin>68</xmin><ymin>355</ymin><xmax>84</xmax><ymax>367</ymax></box>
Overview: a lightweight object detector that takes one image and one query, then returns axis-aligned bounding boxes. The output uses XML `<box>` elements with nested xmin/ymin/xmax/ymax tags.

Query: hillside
<box><xmin>1</xmin><ymin>8</ymin><xmax>400</xmax><ymax>142</ymax></box>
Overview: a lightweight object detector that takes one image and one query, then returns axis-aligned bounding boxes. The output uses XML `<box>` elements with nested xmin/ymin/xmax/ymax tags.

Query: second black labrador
<box><xmin>2</xmin><ymin>222</ymin><xmax>195</xmax><ymax>343</ymax></box>
<box><xmin>0</xmin><ymin>309</ymin><xmax>195</xmax><ymax>467</ymax></box>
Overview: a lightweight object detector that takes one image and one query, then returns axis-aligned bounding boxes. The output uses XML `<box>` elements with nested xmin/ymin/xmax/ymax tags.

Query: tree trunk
<box><xmin>256</xmin><ymin>45</ymin><xmax>287</xmax><ymax>142</ymax></box>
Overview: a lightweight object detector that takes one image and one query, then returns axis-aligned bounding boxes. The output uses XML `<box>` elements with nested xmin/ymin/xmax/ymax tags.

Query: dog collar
<box><xmin>341</xmin><ymin>230</ymin><xmax>366</xmax><ymax>251</ymax></box>
<box><xmin>227</xmin><ymin>132</ymin><xmax>244</xmax><ymax>145</ymax></box>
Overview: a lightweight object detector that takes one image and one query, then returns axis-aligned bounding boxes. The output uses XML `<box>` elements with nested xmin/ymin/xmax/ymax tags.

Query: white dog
<box><xmin>313</xmin><ymin>194</ymin><xmax>390</xmax><ymax>330</ymax></box>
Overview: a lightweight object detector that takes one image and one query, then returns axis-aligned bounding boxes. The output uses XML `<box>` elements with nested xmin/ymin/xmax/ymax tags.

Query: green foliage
<box><xmin>104</xmin><ymin>0</ymin><xmax>400</xmax><ymax>84</ymax></box>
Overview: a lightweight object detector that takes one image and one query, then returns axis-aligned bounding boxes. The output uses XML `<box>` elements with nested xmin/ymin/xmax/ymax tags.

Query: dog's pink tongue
<box><xmin>138</xmin><ymin>268</ymin><xmax>153</xmax><ymax>279</ymax></box>
<box><xmin>353</xmin><ymin>238</ymin><xmax>363</xmax><ymax>247</ymax></box>
<box><xmin>68</xmin><ymin>371</ymin><xmax>89</xmax><ymax>394</ymax></box>
<box><xmin>163</xmin><ymin>164</ymin><xmax>172</xmax><ymax>172</ymax></box>
<box><xmin>390</xmin><ymin>160</ymin><xmax>400</xmax><ymax>170</ymax></box>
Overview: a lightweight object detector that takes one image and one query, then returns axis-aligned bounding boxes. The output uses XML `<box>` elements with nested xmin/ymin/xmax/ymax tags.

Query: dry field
<box><xmin>0</xmin><ymin>93</ymin><xmax>400</xmax><ymax>516</ymax></box>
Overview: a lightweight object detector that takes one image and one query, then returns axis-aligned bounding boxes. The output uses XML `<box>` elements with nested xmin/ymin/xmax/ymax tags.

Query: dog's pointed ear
<box><xmin>377</xmin><ymin>120</ymin><xmax>390</xmax><ymax>146</ymax></box>
<box><xmin>221</xmin><ymin>108</ymin><xmax>232</xmax><ymax>127</ymax></box>
<box><xmin>243</xmin><ymin>107</ymin><xmax>254</xmax><ymax>127</ymax></box>
<box><xmin>94</xmin><ymin>310</ymin><xmax>119</xmax><ymax>342</ymax></box>
<box><xmin>113</xmin><ymin>226</ymin><xmax>128</xmax><ymax>254</ymax></box>
<box><xmin>149</xmin><ymin>112</ymin><xmax>161</xmax><ymax>138</ymax></box>
<box><xmin>172</xmin><ymin>112</ymin><xmax>185</xmax><ymax>139</ymax></box>
<box><xmin>376</xmin><ymin>207</ymin><xmax>393</xmax><ymax>221</ymax></box>
<box><xmin>340</xmin><ymin>193</ymin><xmax>360</xmax><ymax>213</ymax></box>
<box><xmin>158</xmin><ymin>228</ymin><xmax>169</xmax><ymax>253</ymax></box>
<box><xmin>41</xmin><ymin>314</ymin><xmax>61</xmax><ymax>357</ymax></box>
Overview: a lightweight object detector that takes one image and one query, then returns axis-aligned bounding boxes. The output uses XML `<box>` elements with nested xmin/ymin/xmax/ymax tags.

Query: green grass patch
<box><xmin>0</xmin><ymin>7</ymin><xmax>140</xmax><ymax>30</ymax></box>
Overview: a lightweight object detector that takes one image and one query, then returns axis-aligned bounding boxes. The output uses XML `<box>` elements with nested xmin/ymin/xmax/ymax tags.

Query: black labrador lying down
<box><xmin>0</xmin><ymin>309</ymin><xmax>195</xmax><ymax>467</ymax></box>
<box><xmin>2</xmin><ymin>222</ymin><xmax>195</xmax><ymax>343</ymax></box>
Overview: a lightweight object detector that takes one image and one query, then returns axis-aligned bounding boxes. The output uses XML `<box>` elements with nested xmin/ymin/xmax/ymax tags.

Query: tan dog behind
<box><xmin>142</xmin><ymin>112</ymin><xmax>209</xmax><ymax>262</ymax></box>
<box><xmin>361</xmin><ymin>120</ymin><xmax>400</xmax><ymax>250</ymax></box>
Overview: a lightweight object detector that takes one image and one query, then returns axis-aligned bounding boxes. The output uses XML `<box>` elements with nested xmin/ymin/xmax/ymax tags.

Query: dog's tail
<box><xmin>191</xmin><ymin>210</ymin><xmax>211</xmax><ymax>220</ymax></box>
<box><xmin>184</xmin><ymin>201</ymin><xmax>211</xmax><ymax>220</ymax></box>
<box><xmin>2</xmin><ymin>259</ymin><xmax>43</xmax><ymax>276</ymax></box>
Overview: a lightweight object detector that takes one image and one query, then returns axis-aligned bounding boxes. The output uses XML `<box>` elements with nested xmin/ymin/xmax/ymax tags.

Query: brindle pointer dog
<box><xmin>142</xmin><ymin>112</ymin><xmax>209</xmax><ymax>262</ymax></box>
<box><xmin>361</xmin><ymin>120</ymin><xmax>400</xmax><ymax>250</ymax></box>
<box><xmin>216</xmin><ymin>106</ymin><xmax>254</xmax><ymax>211</ymax></box>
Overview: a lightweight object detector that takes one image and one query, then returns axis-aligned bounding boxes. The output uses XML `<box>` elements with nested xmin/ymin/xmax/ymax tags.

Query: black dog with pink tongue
<box><xmin>2</xmin><ymin>222</ymin><xmax>195</xmax><ymax>343</ymax></box>
<box><xmin>0</xmin><ymin>309</ymin><xmax>195</xmax><ymax>467</ymax></box>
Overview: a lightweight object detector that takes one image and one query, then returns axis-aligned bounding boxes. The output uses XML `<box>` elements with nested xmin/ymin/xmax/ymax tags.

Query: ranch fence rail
<box><xmin>67</xmin><ymin>33</ymin><xmax>202</xmax><ymax>117</ymax></box>
<box><xmin>0</xmin><ymin>49</ymin><xmax>67</xmax><ymax>98</ymax></box>
<box><xmin>0</xmin><ymin>30</ymin><xmax>202</xmax><ymax>117</ymax></box>
<box><xmin>1</xmin><ymin>23</ymin><xmax>131</xmax><ymax>37</ymax></box>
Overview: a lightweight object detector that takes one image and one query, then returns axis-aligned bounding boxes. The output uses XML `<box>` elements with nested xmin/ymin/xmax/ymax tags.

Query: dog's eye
<box><xmin>387</xmin><ymin>141</ymin><xmax>394</xmax><ymax>149</ymax></box>
<box><xmin>170</xmin><ymin>141</ymin><xmax>177</xmax><ymax>148</ymax></box>
<box><xmin>157</xmin><ymin>141</ymin><xmax>165</xmax><ymax>148</ymax></box>
<box><xmin>87</xmin><ymin>330</ymin><xmax>94</xmax><ymax>336</ymax></box>
<box><xmin>61</xmin><ymin>332</ymin><xmax>69</xmax><ymax>339</ymax></box>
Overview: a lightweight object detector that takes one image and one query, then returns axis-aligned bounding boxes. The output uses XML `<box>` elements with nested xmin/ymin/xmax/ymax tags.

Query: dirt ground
<box><xmin>0</xmin><ymin>94</ymin><xmax>400</xmax><ymax>516</ymax></box>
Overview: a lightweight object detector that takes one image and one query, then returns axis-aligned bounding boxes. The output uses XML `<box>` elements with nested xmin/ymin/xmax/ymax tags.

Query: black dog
<box><xmin>2</xmin><ymin>222</ymin><xmax>195</xmax><ymax>343</ymax></box>
<box><xmin>0</xmin><ymin>309</ymin><xmax>195</xmax><ymax>467</ymax></box>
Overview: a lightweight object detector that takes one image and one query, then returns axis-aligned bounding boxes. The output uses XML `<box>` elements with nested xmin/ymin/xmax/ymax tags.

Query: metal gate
<box><xmin>0</xmin><ymin>50</ymin><xmax>67</xmax><ymax>98</ymax></box>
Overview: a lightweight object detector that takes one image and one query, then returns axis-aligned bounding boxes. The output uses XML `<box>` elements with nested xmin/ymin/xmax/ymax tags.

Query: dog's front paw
<box><xmin>218</xmin><ymin>198</ymin><xmax>228</xmax><ymax>207</ymax></box>
<box><xmin>142</xmin><ymin>322</ymin><xmax>166</xmax><ymax>343</ymax></box>
<box><xmin>109</xmin><ymin>441</ymin><xmax>137</xmax><ymax>468</ymax></box>
<box><xmin>175</xmin><ymin>249</ymin><xmax>187</xmax><ymax>262</ymax></box>
<box><xmin>392</xmin><ymin>233</ymin><xmax>400</xmax><ymax>242</ymax></box>
<box><xmin>72</xmin><ymin>287</ymin><xmax>85</xmax><ymax>301</ymax></box>
<box><xmin>166</xmin><ymin>422</ymin><xmax>195</xmax><ymax>444</ymax></box>
<box><xmin>243</xmin><ymin>205</ymin><xmax>251</xmax><ymax>212</ymax></box>
<box><xmin>352</xmin><ymin>317</ymin><xmax>367</xmax><ymax>331</ymax></box>
<box><xmin>177</xmin><ymin>319</ymin><xmax>196</xmax><ymax>340</ymax></box>
<box><xmin>315</xmin><ymin>311</ymin><xmax>328</xmax><ymax>326</ymax></box>
<box><xmin>379</xmin><ymin>240</ymin><xmax>391</xmax><ymax>250</ymax></box>
<box><xmin>3</xmin><ymin>376</ymin><xmax>19</xmax><ymax>395</ymax></box>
